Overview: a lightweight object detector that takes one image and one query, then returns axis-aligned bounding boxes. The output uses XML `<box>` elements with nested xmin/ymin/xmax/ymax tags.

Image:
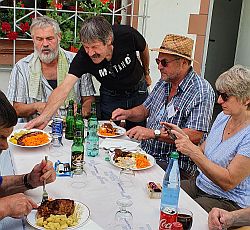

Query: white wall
<box><xmin>234</xmin><ymin>0</ymin><xmax>250</xmax><ymax>68</ymax></box>
<box><xmin>138</xmin><ymin>0</ymin><xmax>200</xmax><ymax>89</ymax></box>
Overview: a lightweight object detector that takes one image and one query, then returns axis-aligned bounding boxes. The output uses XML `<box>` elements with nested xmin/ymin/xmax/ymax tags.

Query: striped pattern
<box><xmin>7</xmin><ymin>49</ymin><xmax>95</xmax><ymax>122</ymax></box>
<box><xmin>197</xmin><ymin>112</ymin><xmax>250</xmax><ymax>208</ymax></box>
<box><xmin>141</xmin><ymin>68</ymin><xmax>215</xmax><ymax>175</ymax></box>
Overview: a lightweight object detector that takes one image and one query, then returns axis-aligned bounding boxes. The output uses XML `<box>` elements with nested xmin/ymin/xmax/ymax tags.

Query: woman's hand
<box><xmin>28</xmin><ymin>159</ymin><xmax>56</xmax><ymax>188</ymax></box>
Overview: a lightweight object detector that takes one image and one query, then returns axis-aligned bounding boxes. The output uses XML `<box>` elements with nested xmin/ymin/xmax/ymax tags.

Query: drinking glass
<box><xmin>114</xmin><ymin>198</ymin><xmax>133</xmax><ymax>230</ymax></box>
<box><xmin>119</xmin><ymin>168</ymin><xmax>135</xmax><ymax>189</ymax></box>
<box><xmin>71</xmin><ymin>160</ymin><xmax>87</xmax><ymax>189</ymax></box>
<box><xmin>177</xmin><ymin>208</ymin><xmax>193</xmax><ymax>230</ymax></box>
<box><xmin>48</xmin><ymin>134</ymin><xmax>63</xmax><ymax>157</ymax></box>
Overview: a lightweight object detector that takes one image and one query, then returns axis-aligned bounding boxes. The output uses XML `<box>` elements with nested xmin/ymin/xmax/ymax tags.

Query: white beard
<box><xmin>35</xmin><ymin>46</ymin><xmax>59</xmax><ymax>64</ymax></box>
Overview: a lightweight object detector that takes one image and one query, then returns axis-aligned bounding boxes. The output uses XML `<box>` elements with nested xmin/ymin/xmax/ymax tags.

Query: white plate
<box><xmin>26</xmin><ymin>201</ymin><xmax>90</xmax><ymax>230</ymax></box>
<box><xmin>8</xmin><ymin>129</ymin><xmax>52</xmax><ymax>148</ymax></box>
<box><xmin>97</xmin><ymin>126</ymin><xmax>126</xmax><ymax>138</ymax></box>
<box><xmin>110</xmin><ymin>151</ymin><xmax>155</xmax><ymax>171</ymax></box>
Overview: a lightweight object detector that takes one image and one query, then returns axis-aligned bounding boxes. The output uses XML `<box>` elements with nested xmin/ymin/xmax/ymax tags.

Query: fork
<box><xmin>41</xmin><ymin>155</ymin><xmax>49</xmax><ymax>203</ymax></box>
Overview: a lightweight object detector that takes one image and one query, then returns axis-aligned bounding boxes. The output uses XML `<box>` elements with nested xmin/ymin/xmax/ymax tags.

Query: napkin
<box><xmin>99</xmin><ymin>139</ymin><xmax>140</xmax><ymax>151</ymax></box>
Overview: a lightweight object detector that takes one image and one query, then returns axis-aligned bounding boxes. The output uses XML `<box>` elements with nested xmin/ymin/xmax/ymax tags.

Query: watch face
<box><xmin>154</xmin><ymin>130</ymin><xmax>161</xmax><ymax>137</ymax></box>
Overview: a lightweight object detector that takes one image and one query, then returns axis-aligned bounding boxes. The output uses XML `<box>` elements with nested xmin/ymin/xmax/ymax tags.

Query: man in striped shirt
<box><xmin>7</xmin><ymin>16</ymin><xmax>95</xmax><ymax>122</ymax></box>
<box><xmin>112</xmin><ymin>34</ymin><xmax>215</xmax><ymax>179</ymax></box>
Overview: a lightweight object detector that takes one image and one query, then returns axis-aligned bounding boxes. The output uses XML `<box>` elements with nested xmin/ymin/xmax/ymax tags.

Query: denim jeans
<box><xmin>100</xmin><ymin>78</ymin><xmax>148</xmax><ymax>130</ymax></box>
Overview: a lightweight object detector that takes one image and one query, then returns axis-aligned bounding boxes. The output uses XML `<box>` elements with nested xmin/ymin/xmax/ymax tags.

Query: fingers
<box><xmin>112</xmin><ymin>108</ymin><xmax>126</xmax><ymax>121</ymax></box>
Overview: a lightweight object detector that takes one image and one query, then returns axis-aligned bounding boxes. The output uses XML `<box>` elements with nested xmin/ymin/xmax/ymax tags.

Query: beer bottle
<box><xmin>159</xmin><ymin>152</ymin><xmax>180</xmax><ymax>229</ymax></box>
<box><xmin>65</xmin><ymin>100</ymin><xmax>75</xmax><ymax>140</ymax></box>
<box><xmin>75</xmin><ymin>103</ymin><xmax>84</xmax><ymax>138</ymax></box>
<box><xmin>90</xmin><ymin>102</ymin><xmax>97</xmax><ymax>118</ymax></box>
<box><xmin>71</xmin><ymin>130</ymin><xmax>84</xmax><ymax>172</ymax></box>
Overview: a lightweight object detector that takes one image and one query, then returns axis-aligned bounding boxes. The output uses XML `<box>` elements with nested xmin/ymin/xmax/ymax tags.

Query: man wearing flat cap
<box><xmin>112</xmin><ymin>34</ymin><xmax>215</xmax><ymax>179</ymax></box>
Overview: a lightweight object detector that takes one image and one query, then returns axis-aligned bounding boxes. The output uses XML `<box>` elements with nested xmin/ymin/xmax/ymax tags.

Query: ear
<box><xmin>244</xmin><ymin>98</ymin><xmax>250</xmax><ymax>106</ymax></box>
<box><xmin>57</xmin><ymin>32</ymin><xmax>62</xmax><ymax>42</ymax></box>
<box><xmin>107</xmin><ymin>35</ymin><xmax>113</xmax><ymax>45</ymax></box>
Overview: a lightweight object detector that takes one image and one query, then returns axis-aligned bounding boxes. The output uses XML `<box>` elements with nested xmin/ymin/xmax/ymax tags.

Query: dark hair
<box><xmin>0</xmin><ymin>90</ymin><xmax>18</xmax><ymax>128</ymax></box>
<box><xmin>80</xmin><ymin>15</ymin><xmax>113</xmax><ymax>45</ymax></box>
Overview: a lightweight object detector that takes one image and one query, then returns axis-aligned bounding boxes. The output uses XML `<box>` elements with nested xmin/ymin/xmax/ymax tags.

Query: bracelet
<box><xmin>23</xmin><ymin>173</ymin><xmax>34</xmax><ymax>189</ymax></box>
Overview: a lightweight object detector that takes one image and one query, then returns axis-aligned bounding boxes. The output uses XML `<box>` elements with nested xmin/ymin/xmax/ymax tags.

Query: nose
<box><xmin>0</xmin><ymin>139</ymin><xmax>9</xmax><ymax>151</ymax></box>
<box><xmin>86</xmin><ymin>48</ymin><xmax>95</xmax><ymax>57</ymax></box>
<box><xmin>217</xmin><ymin>95</ymin><xmax>224</xmax><ymax>104</ymax></box>
<box><xmin>42</xmin><ymin>39</ymin><xmax>49</xmax><ymax>47</ymax></box>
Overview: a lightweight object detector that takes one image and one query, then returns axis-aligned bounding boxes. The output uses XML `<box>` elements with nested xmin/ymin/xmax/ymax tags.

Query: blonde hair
<box><xmin>215</xmin><ymin>65</ymin><xmax>250</xmax><ymax>109</ymax></box>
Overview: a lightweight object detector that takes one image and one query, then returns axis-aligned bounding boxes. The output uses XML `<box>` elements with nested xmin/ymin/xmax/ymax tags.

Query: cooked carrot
<box><xmin>22</xmin><ymin>133</ymin><xmax>49</xmax><ymax>146</ymax></box>
<box><xmin>136</xmin><ymin>155</ymin><xmax>151</xmax><ymax>168</ymax></box>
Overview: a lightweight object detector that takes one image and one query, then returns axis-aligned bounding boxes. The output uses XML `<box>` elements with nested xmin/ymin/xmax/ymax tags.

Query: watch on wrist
<box><xmin>154</xmin><ymin>129</ymin><xmax>161</xmax><ymax>139</ymax></box>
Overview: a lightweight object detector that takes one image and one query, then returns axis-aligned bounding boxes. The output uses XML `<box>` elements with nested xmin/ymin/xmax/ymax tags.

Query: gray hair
<box><xmin>30</xmin><ymin>16</ymin><xmax>61</xmax><ymax>36</ymax></box>
<box><xmin>215</xmin><ymin>65</ymin><xmax>250</xmax><ymax>109</ymax></box>
<box><xmin>80</xmin><ymin>15</ymin><xmax>113</xmax><ymax>45</ymax></box>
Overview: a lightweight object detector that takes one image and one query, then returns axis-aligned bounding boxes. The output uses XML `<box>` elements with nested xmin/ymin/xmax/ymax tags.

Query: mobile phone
<box><xmin>163</xmin><ymin>125</ymin><xmax>177</xmax><ymax>141</ymax></box>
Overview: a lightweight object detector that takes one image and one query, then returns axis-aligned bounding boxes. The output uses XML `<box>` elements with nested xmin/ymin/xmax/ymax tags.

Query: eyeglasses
<box><xmin>155</xmin><ymin>58</ymin><xmax>180</xmax><ymax>67</ymax></box>
<box><xmin>217</xmin><ymin>91</ymin><xmax>230</xmax><ymax>101</ymax></box>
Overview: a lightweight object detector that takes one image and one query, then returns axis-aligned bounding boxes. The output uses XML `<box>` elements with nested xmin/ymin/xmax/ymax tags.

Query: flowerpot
<box><xmin>0</xmin><ymin>39</ymin><xmax>33</xmax><ymax>65</ymax></box>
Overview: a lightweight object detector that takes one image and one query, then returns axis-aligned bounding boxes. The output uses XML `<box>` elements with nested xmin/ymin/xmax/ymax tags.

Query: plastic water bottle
<box><xmin>159</xmin><ymin>151</ymin><xmax>180</xmax><ymax>230</ymax></box>
<box><xmin>52</xmin><ymin>113</ymin><xmax>63</xmax><ymax>143</ymax></box>
<box><xmin>86</xmin><ymin>117</ymin><xmax>99</xmax><ymax>157</ymax></box>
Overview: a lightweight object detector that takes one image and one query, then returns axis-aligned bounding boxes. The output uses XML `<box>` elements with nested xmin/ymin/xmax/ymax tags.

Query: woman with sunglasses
<box><xmin>162</xmin><ymin>65</ymin><xmax>250</xmax><ymax>214</ymax></box>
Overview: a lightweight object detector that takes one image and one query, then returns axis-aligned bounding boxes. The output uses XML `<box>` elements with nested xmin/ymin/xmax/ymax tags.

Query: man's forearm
<box><xmin>140</xmin><ymin>44</ymin><xmax>150</xmax><ymax>75</ymax></box>
<box><xmin>0</xmin><ymin>175</ymin><xmax>27</xmax><ymax>197</ymax></box>
<box><xmin>127</xmin><ymin>105</ymin><xmax>149</xmax><ymax>122</ymax></box>
<box><xmin>81</xmin><ymin>95</ymin><xmax>95</xmax><ymax>118</ymax></box>
<box><xmin>232</xmin><ymin>208</ymin><xmax>250</xmax><ymax>226</ymax></box>
<box><xmin>13</xmin><ymin>102</ymin><xmax>39</xmax><ymax>118</ymax></box>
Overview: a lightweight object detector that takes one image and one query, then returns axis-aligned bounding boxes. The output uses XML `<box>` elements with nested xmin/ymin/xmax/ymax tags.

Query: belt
<box><xmin>101</xmin><ymin>81</ymin><xmax>142</xmax><ymax>96</ymax></box>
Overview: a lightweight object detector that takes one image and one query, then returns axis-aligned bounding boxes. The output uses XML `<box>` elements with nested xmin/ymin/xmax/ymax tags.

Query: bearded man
<box><xmin>7</xmin><ymin>16</ymin><xmax>95</xmax><ymax>121</ymax></box>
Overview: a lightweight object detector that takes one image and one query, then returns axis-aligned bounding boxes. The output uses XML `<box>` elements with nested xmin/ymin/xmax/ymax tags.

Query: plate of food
<box><xmin>97</xmin><ymin>123</ymin><xmax>126</xmax><ymax>138</ymax></box>
<box><xmin>26</xmin><ymin>199</ymin><xmax>90</xmax><ymax>230</ymax></box>
<box><xmin>110</xmin><ymin>148</ymin><xmax>155</xmax><ymax>170</ymax></box>
<box><xmin>8</xmin><ymin>129</ymin><xmax>51</xmax><ymax>147</ymax></box>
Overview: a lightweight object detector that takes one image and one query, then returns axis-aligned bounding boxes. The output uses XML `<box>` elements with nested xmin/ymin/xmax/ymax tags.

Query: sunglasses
<box><xmin>155</xmin><ymin>58</ymin><xmax>180</xmax><ymax>67</ymax></box>
<box><xmin>217</xmin><ymin>91</ymin><xmax>230</xmax><ymax>101</ymax></box>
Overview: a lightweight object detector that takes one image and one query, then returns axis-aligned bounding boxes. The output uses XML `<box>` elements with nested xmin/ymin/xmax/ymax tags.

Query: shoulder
<box><xmin>61</xmin><ymin>48</ymin><xmax>76</xmax><ymax>62</ymax></box>
<box><xmin>15</xmin><ymin>53</ymin><xmax>34</xmax><ymax>66</ymax></box>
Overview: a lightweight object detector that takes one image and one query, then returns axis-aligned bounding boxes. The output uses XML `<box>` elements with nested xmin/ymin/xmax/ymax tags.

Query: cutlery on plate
<box><xmin>41</xmin><ymin>155</ymin><xmax>49</xmax><ymax>203</ymax></box>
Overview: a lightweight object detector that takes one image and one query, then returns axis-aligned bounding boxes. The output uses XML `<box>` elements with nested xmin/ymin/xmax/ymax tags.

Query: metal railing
<box><xmin>0</xmin><ymin>0</ymin><xmax>149</xmax><ymax>70</ymax></box>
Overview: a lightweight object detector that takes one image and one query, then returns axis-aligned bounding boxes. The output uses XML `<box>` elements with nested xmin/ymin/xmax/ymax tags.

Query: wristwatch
<box><xmin>154</xmin><ymin>129</ymin><xmax>161</xmax><ymax>139</ymax></box>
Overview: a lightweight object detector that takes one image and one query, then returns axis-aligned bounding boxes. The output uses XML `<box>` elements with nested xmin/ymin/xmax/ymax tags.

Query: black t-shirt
<box><xmin>69</xmin><ymin>24</ymin><xmax>146</xmax><ymax>90</ymax></box>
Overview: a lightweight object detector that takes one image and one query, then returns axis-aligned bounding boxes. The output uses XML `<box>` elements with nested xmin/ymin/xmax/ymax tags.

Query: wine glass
<box><xmin>114</xmin><ymin>198</ymin><xmax>133</xmax><ymax>230</ymax></box>
<box><xmin>177</xmin><ymin>208</ymin><xmax>193</xmax><ymax>230</ymax></box>
<box><xmin>119</xmin><ymin>168</ymin><xmax>135</xmax><ymax>189</ymax></box>
<box><xmin>48</xmin><ymin>134</ymin><xmax>63</xmax><ymax>157</ymax></box>
<box><xmin>71</xmin><ymin>160</ymin><xmax>87</xmax><ymax>189</ymax></box>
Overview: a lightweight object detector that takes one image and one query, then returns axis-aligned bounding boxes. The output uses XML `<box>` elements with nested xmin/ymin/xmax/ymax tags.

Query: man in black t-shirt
<box><xmin>25</xmin><ymin>15</ymin><xmax>151</xmax><ymax>130</ymax></box>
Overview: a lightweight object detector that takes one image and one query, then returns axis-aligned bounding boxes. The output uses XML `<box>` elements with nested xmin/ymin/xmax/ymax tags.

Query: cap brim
<box><xmin>150</xmin><ymin>48</ymin><xmax>198</xmax><ymax>63</ymax></box>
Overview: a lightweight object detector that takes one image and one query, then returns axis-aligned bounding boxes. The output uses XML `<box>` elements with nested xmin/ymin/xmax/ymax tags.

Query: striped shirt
<box><xmin>142</xmin><ymin>68</ymin><xmax>215</xmax><ymax>175</ymax></box>
<box><xmin>7</xmin><ymin>49</ymin><xmax>95</xmax><ymax>122</ymax></box>
<box><xmin>197</xmin><ymin>112</ymin><xmax>250</xmax><ymax>208</ymax></box>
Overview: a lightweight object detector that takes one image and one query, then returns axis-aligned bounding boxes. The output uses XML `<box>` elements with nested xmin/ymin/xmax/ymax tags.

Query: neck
<box><xmin>230</xmin><ymin>111</ymin><xmax>250</xmax><ymax>125</ymax></box>
<box><xmin>41</xmin><ymin>57</ymin><xmax>58</xmax><ymax>68</ymax></box>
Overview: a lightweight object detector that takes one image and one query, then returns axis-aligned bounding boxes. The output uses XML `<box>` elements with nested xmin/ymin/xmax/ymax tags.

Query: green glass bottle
<box><xmin>71</xmin><ymin>131</ymin><xmax>84</xmax><ymax>172</ymax></box>
<box><xmin>75</xmin><ymin>103</ymin><xmax>84</xmax><ymax>138</ymax></box>
<box><xmin>65</xmin><ymin>100</ymin><xmax>75</xmax><ymax>140</ymax></box>
<box><xmin>90</xmin><ymin>102</ymin><xmax>97</xmax><ymax>119</ymax></box>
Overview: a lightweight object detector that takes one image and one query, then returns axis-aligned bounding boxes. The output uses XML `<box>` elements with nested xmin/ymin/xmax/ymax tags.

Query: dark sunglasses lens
<box><xmin>217</xmin><ymin>91</ymin><xmax>228</xmax><ymax>101</ymax></box>
<box><xmin>155</xmin><ymin>58</ymin><xmax>167</xmax><ymax>67</ymax></box>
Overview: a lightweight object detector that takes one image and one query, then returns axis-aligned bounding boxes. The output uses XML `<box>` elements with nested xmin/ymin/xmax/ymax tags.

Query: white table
<box><xmin>3</xmin><ymin>123</ymin><xmax>209</xmax><ymax>230</ymax></box>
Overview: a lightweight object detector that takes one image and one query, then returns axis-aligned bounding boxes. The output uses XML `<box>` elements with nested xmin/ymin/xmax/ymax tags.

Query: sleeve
<box><xmin>80</xmin><ymin>73</ymin><xmax>96</xmax><ymax>96</ymax></box>
<box><xmin>236</xmin><ymin>131</ymin><xmax>250</xmax><ymax>158</ymax></box>
<box><xmin>130</xmin><ymin>26</ymin><xmax>146</xmax><ymax>52</ymax></box>
<box><xmin>7</xmin><ymin>63</ymin><xmax>29</xmax><ymax>103</ymax></box>
<box><xmin>68</xmin><ymin>46</ymin><xmax>88</xmax><ymax>78</ymax></box>
<box><xmin>185</xmin><ymin>84</ymin><xmax>215</xmax><ymax>132</ymax></box>
<box><xmin>143</xmin><ymin>81</ymin><xmax>161</xmax><ymax>110</ymax></box>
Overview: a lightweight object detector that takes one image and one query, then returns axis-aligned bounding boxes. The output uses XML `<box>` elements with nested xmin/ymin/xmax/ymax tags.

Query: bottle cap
<box><xmin>169</xmin><ymin>151</ymin><xmax>179</xmax><ymax>159</ymax></box>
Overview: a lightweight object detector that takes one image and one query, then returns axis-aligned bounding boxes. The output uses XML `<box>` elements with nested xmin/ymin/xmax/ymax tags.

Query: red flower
<box><xmin>1</xmin><ymin>22</ymin><xmax>11</xmax><ymax>33</ymax></box>
<box><xmin>7</xmin><ymin>32</ymin><xmax>18</xmax><ymax>40</ymax></box>
<box><xmin>100</xmin><ymin>0</ymin><xmax>110</xmax><ymax>5</ymax></box>
<box><xmin>55</xmin><ymin>3</ymin><xmax>63</xmax><ymax>9</ymax></box>
<box><xmin>108</xmin><ymin>3</ymin><xmax>114</xmax><ymax>10</ymax></box>
<box><xmin>29</xmin><ymin>13</ymin><xmax>35</xmax><ymax>19</ymax></box>
<box><xmin>20</xmin><ymin>22</ymin><xmax>30</xmax><ymax>33</ymax></box>
<box><xmin>21</xmin><ymin>3</ymin><xmax>24</xmax><ymax>7</ymax></box>
<box><xmin>70</xmin><ymin>45</ymin><xmax>78</xmax><ymax>53</ymax></box>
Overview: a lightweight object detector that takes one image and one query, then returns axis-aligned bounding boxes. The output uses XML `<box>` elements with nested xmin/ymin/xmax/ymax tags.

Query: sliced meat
<box><xmin>37</xmin><ymin>199</ymin><xmax>75</xmax><ymax>219</ymax></box>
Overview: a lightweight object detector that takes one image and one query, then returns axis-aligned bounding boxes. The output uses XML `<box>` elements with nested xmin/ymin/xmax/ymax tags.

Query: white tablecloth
<box><xmin>2</xmin><ymin>123</ymin><xmax>209</xmax><ymax>230</ymax></box>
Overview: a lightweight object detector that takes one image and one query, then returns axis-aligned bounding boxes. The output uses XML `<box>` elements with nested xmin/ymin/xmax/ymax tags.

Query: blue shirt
<box><xmin>142</xmin><ymin>68</ymin><xmax>215</xmax><ymax>175</ymax></box>
<box><xmin>197</xmin><ymin>112</ymin><xmax>250</xmax><ymax>208</ymax></box>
